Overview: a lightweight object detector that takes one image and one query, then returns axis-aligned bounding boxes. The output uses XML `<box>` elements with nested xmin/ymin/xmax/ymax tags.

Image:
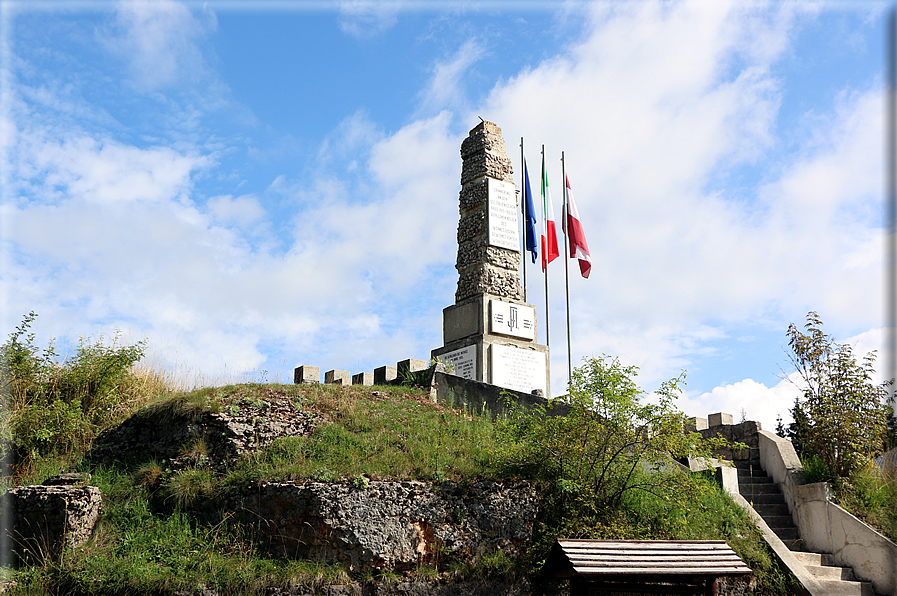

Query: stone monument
<box><xmin>431</xmin><ymin>121</ymin><xmax>550</xmax><ymax>397</ymax></box>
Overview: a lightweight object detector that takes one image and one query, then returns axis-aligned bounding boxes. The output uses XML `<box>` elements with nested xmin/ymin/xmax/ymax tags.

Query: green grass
<box><xmin>225</xmin><ymin>385</ymin><xmax>500</xmax><ymax>487</ymax></box>
<box><xmin>8</xmin><ymin>464</ymin><xmax>352</xmax><ymax>595</ymax></box>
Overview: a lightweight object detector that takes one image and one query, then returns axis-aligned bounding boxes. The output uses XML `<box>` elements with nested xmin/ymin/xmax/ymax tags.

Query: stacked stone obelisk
<box><xmin>431</xmin><ymin>121</ymin><xmax>550</xmax><ymax>397</ymax></box>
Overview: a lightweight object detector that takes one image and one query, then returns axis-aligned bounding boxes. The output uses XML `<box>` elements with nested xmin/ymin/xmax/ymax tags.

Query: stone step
<box><xmin>806</xmin><ymin>564</ymin><xmax>856</xmax><ymax>581</ymax></box>
<box><xmin>782</xmin><ymin>537</ymin><xmax>805</xmax><ymax>551</ymax></box>
<box><xmin>737</xmin><ymin>474</ymin><xmax>774</xmax><ymax>484</ymax></box>
<box><xmin>771</xmin><ymin>526</ymin><xmax>800</xmax><ymax>541</ymax></box>
<box><xmin>814</xmin><ymin>579</ymin><xmax>875</xmax><ymax>596</ymax></box>
<box><xmin>733</xmin><ymin>456</ymin><xmax>761</xmax><ymax>468</ymax></box>
<box><xmin>762</xmin><ymin>515</ymin><xmax>797</xmax><ymax>529</ymax></box>
<box><xmin>744</xmin><ymin>493</ymin><xmax>788</xmax><ymax>505</ymax></box>
<box><xmin>791</xmin><ymin>551</ymin><xmax>835</xmax><ymax>567</ymax></box>
<box><xmin>753</xmin><ymin>503</ymin><xmax>790</xmax><ymax>517</ymax></box>
<box><xmin>739</xmin><ymin>483</ymin><xmax>782</xmax><ymax>495</ymax></box>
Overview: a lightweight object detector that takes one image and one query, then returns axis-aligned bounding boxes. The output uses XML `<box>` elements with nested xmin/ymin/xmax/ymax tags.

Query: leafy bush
<box><xmin>1</xmin><ymin>312</ymin><xmax>150</xmax><ymax>462</ymax></box>
<box><xmin>496</xmin><ymin>356</ymin><xmax>727</xmax><ymax>517</ymax></box>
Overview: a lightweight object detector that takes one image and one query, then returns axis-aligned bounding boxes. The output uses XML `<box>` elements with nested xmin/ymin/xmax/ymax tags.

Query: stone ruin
<box><xmin>2</xmin><ymin>473</ymin><xmax>101</xmax><ymax>563</ymax></box>
<box><xmin>85</xmin><ymin>386</ymin><xmax>320</xmax><ymax>471</ymax></box>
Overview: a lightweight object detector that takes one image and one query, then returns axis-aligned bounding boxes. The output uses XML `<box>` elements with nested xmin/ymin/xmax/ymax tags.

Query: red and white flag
<box><xmin>564</xmin><ymin>174</ymin><xmax>591</xmax><ymax>279</ymax></box>
<box><xmin>541</xmin><ymin>155</ymin><xmax>560</xmax><ymax>272</ymax></box>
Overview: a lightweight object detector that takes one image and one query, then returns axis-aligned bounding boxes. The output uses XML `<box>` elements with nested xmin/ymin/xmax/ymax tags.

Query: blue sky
<box><xmin>0</xmin><ymin>0</ymin><xmax>889</xmax><ymax>431</ymax></box>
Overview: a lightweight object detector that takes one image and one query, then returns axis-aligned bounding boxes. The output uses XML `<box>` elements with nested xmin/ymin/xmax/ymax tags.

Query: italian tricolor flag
<box><xmin>541</xmin><ymin>154</ymin><xmax>560</xmax><ymax>272</ymax></box>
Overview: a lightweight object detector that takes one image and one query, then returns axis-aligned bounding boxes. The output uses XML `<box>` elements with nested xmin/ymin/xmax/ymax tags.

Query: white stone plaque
<box><xmin>439</xmin><ymin>345</ymin><xmax>476</xmax><ymax>380</ymax></box>
<box><xmin>490</xmin><ymin>300</ymin><xmax>535</xmax><ymax>340</ymax></box>
<box><xmin>490</xmin><ymin>344</ymin><xmax>546</xmax><ymax>395</ymax></box>
<box><xmin>487</xmin><ymin>178</ymin><xmax>519</xmax><ymax>251</ymax></box>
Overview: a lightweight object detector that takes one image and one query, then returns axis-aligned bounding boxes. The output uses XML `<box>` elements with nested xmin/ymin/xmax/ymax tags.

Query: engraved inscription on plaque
<box><xmin>439</xmin><ymin>345</ymin><xmax>476</xmax><ymax>380</ymax></box>
<box><xmin>490</xmin><ymin>344</ymin><xmax>546</xmax><ymax>395</ymax></box>
<box><xmin>487</xmin><ymin>178</ymin><xmax>519</xmax><ymax>251</ymax></box>
<box><xmin>490</xmin><ymin>300</ymin><xmax>535</xmax><ymax>340</ymax></box>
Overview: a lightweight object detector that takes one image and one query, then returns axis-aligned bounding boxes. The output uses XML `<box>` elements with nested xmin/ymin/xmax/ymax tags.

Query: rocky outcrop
<box><xmin>224</xmin><ymin>479</ymin><xmax>538</xmax><ymax>571</ymax></box>
<box><xmin>86</xmin><ymin>387</ymin><xmax>321</xmax><ymax>470</ymax></box>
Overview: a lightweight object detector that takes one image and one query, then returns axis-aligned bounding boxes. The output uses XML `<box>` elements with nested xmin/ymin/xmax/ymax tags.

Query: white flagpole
<box><xmin>520</xmin><ymin>137</ymin><xmax>527</xmax><ymax>303</ymax></box>
<box><xmin>542</xmin><ymin>145</ymin><xmax>551</xmax><ymax>352</ymax></box>
<box><xmin>561</xmin><ymin>151</ymin><xmax>572</xmax><ymax>384</ymax></box>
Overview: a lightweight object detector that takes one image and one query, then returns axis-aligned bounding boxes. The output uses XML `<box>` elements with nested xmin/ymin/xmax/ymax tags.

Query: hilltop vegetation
<box><xmin>778</xmin><ymin>312</ymin><xmax>897</xmax><ymax>543</ymax></box>
<box><xmin>0</xmin><ymin>315</ymin><xmax>794</xmax><ymax>595</ymax></box>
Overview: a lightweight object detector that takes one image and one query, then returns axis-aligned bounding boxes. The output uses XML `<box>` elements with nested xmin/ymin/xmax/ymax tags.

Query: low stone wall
<box><xmin>431</xmin><ymin>370</ymin><xmax>569</xmax><ymax>420</ymax></box>
<box><xmin>757</xmin><ymin>431</ymin><xmax>803</xmax><ymax>519</ymax></box>
<box><xmin>222</xmin><ymin>479</ymin><xmax>538</xmax><ymax>571</ymax></box>
<box><xmin>2</xmin><ymin>479</ymin><xmax>102</xmax><ymax>563</ymax></box>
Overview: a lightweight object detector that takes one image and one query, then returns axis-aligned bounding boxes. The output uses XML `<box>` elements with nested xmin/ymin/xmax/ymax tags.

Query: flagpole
<box><xmin>541</xmin><ymin>145</ymin><xmax>550</xmax><ymax>353</ymax></box>
<box><xmin>520</xmin><ymin>137</ymin><xmax>527</xmax><ymax>303</ymax></box>
<box><xmin>561</xmin><ymin>151</ymin><xmax>572</xmax><ymax>384</ymax></box>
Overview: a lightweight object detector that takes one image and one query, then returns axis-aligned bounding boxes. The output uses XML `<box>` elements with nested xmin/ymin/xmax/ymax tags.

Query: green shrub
<box><xmin>801</xmin><ymin>455</ymin><xmax>835</xmax><ymax>484</ymax></box>
<box><xmin>495</xmin><ymin>356</ymin><xmax>729</xmax><ymax>517</ymax></box>
<box><xmin>1</xmin><ymin>313</ymin><xmax>149</xmax><ymax>462</ymax></box>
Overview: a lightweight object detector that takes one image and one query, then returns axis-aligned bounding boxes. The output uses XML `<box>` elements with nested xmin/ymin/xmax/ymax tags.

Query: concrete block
<box><xmin>715</xmin><ymin>464</ymin><xmax>739</xmax><ymax>496</ymax></box>
<box><xmin>443</xmin><ymin>300</ymin><xmax>482</xmax><ymax>343</ymax></box>
<box><xmin>396</xmin><ymin>359</ymin><xmax>427</xmax><ymax>379</ymax></box>
<box><xmin>352</xmin><ymin>372</ymin><xmax>373</xmax><ymax>386</ymax></box>
<box><xmin>374</xmin><ymin>366</ymin><xmax>397</xmax><ymax>385</ymax></box>
<box><xmin>686</xmin><ymin>417</ymin><xmax>708</xmax><ymax>432</ymax></box>
<box><xmin>708</xmin><ymin>412</ymin><xmax>733</xmax><ymax>427</ymax></box>
<box><xmin>325</xmin><ymin>370</ymin><xmax>351</xmax><ymax>386</ymax></box>
<box><xmin>294</xmin><ymin>365</ymin><xmax>320</xmax><ymax>385</ymax></box>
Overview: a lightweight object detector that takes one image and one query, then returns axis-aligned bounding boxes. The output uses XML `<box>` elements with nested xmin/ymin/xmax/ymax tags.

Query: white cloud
<box><xmin>207</xmin><ymin>194</ymin><xmax>266</xmax><ymax>227</ymax></box>
<box><xmin>17</xmin><ymin>133</ymin><xmax>207</xmax><ymax>205</ymax></box>
<box><xmin>683</xmin><ymin>375</ymin><xmax>803</xmax><ymax>434</ymax></box>
<box><xmin>3</xmin><ymin>103</ymin><xmax>462</xmax><ymax>383</ymax></box>
<box><xmin>337</xmin><ymin>0</ymin><xmax>401</xmax><ymax>38</ymax></box>
<box><xmin>416</xmin><ymin>39</ymin><xmax>484</xmax><ymax>117</ymax></box>
<box><xmin>101</xmin><ymin>0</ymin><xmax>218</xmax><ymax>92</ymax></box>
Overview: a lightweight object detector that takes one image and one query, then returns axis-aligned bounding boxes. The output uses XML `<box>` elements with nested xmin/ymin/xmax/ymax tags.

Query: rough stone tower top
<box><xmin>454</xmin><ymin>121</ymin><xmax>523</xmax><ymax>303</ymax></box>
<box><xmin>460</xmin><ymin>121</ymin><xmax>515</xmax><ymax>185</ymax></box>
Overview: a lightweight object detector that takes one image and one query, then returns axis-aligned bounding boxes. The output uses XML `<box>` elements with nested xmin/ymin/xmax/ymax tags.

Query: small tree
<box><xmin>785</xmin><ymin>312</ymin><xmax>891</xmax><ymax>478</ymax></box>
<box><xmin>495</xmin><ymin>356</ymin><xmax>727</xmax><ymax>527</ymax></box>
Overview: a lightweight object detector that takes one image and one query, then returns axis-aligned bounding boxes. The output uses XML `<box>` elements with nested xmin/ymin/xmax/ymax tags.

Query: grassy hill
<box><xmin>0</xmin><ymin>319</ymin><xmax>795</xmax><ymax>595</ymax></box>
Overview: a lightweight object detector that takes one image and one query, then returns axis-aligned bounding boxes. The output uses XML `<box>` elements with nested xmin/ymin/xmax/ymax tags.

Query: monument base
<box><xmin>432</xmin><ymin>294</ymin><xmax>550</xmax><ymax>397</ymax></box>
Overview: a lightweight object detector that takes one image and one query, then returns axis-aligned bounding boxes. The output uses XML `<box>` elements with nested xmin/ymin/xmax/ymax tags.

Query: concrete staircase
<box><xmin>735</xmin><ymin>461</ymin><xmax>877</xmax><ymax>596</ymax></box>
